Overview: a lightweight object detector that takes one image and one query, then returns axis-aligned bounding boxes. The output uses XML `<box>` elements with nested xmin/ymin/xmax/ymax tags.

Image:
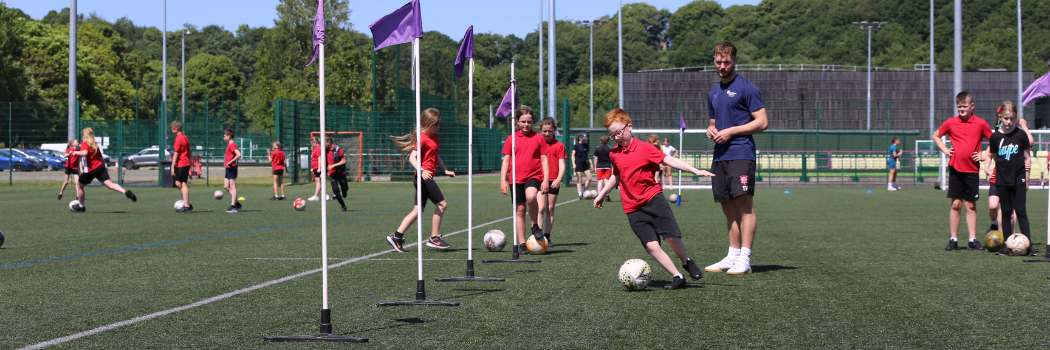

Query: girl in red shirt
<box><xmin>385</xmin><ymin>108</ymin><xmax>456</xmax><ymax>252</ymax></box>
<box><xmin>57</xmin><ymin>138</ymin><xmax>80</xmax><ymax>200</ymax></box>
<box><xmin>70</xmin><ymin>127</ymin><xmax>136</xmax><ymax>211</ymax></box>
<box><xmin>267</xmin><ymin>141</ymin><xmax>287</xmax><ymax>200</ymax></box>
<box><xmin>308</xmin><ymin>136</ymin><xmax>323</xmax><ymax>201</ymax></box>
<box><xmin>539</xmin><ymin>117</ymin><xmax>566</xmax><ymax>244</ymax></box>
<box><xmin>500</xmin><ymin>106</ymin><xmax>549</xmax><ymax>254</ymax></box>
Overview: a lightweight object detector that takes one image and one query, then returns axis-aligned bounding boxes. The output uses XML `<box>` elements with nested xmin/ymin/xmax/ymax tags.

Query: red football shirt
<box><xmin>311</xmin><ymin>146</ymin><xmax>320</xmax><ymax>170</ymax></box>
<box><xmin>326</xmin><ymin>146</ymin><xmax>345</xmax><ymax>176</ymax></box>
<box><xmin>225</xmin><ymin>142</ymin><xmax>238</xmax><ymax>167</ymax></box>
<box><xmin>173</xmin><ymin>133</ymin><xmax>191</xmax><ymax>168</ymax></box>
<box><xmin>413</xmin><ymin>132</ymin><xmax>439</xmax><ymax>173</ymax></box>
<box><xmin>545</xmin><ymin>138</ymin><xmax>567</xmax><ymax>180</ymax></box>
<box><xmin>79</xmin><ymin>142</ymin><xmax>104</xmax><ymax>172</ymax></box>
<box><xmin>501</xmin><ymin>130</ymin><xmax>549</xmax><ymax>184</ymax></box>
<box><xmin>937</xmin><ymin>115</ymin><xmax>991</xmax><ymax>173</ymax></box>
<box><xmin>271</xmin><ymin>149</ymin><xmax>286</xmax><ymax>171</ymax></box>
<box><xmin>610</xmin><ymin>137</ymin><xmax>667</xmax><ymax>213</ymax></box>
<box><xmin>65</xmin><ymin>146</ymin><xmax>80</xmax><ymax>169</ymax></box>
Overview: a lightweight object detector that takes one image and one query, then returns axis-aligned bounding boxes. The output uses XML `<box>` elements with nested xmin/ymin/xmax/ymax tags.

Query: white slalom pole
<box><xmin>319</xmin><ymin>43</ymin><xmax>328</xmax><ymax>311</ymax></box>
<box><xmin>468</xmin><ymin>58</ymin><xmax>474</xmax><ymax>263</ymax></box>
<box><xmin>511</xmin><ymin>63</ymin><xmax>518</xmax><ymax>252</ymax></box>
<box><xmin>415</xmin><ymin>39</ymin><xmax>423</xmax><ymax>283</ymax></box>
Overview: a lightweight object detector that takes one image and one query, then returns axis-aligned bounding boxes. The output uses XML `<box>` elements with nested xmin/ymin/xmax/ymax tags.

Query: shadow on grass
<box><xmin>752</xmin><ymin>265</ymin><xmax>798</xmax><ymax>273</ymax></box>
<box><xmin>349</xmin><ymin>317</ymin><xmax>425</xmax><ymax>334</ymax></box>
<box><xmin>446</xmin><ymin>288</ymin><xmax>505</xmax><ymax>299</ymax></box>
<box><xmin>535</xmin><ymin>249</ymin><xmax>574</xmax><ymax>255</ymax></box>
<box><xmin>647</xmin><ymin>280</ymin><xmax>702</xmax><ymax>290</ymax></box>
<box><xmin>551</xmin><ymin>242</ymin><xmax>589</xmax><ymax>247</ymax></box>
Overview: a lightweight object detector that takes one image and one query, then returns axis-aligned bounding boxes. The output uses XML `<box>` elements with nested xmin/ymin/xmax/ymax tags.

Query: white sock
<box><xmin>738</xmin><ymin>248</ymin><xmax>752</xmax><ymax>266</ymax></box>
<box><xmin>726</xmin><ymin>247</ymin><xmax>741</xmax><ymax>261</ymax></box>
<box><xmin>673</xmin><ymin>274</ymin><xmax>684</xmax><ymax>279</ymax></box>
<box><xmin>969</xmin><ymin>238</ymin><xmax>977</xmax><ymax>243</ymax></box>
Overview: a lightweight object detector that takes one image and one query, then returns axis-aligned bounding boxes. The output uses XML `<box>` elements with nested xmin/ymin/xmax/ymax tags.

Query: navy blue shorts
<box><xmin>225</xmin><ymin>165</ymin><xmax>238</xmax><ymax>180</ymax></box>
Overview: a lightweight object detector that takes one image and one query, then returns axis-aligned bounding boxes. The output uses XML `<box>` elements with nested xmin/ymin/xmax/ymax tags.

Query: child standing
<box><xmin>982</xmin><ymin>113</ymin><xmax>1031</xmax><ymax>238</ymax></box>
<box><xmin>70</xmin><ymin>127</ymin><xmax>136</xmax><ymax>211</ymax></box>
<box><xmin>268</xmin><ymin>141</ymin><xmax>287</xmax><ymax>200</ymax></box>
<box><xmin>572</xmin><ymin>133</ymin><xmax>591</xmax><ymax>199</ymax></box>
<box><xmin>660</xmin><ymin>138</ymin><xmax>678</xmax><ymax>189</ymax></box>
<box><xmin>58</xmin><ymin>139</ymin><xmax>80</xmax><ymax>200</ymax></box>
<box><xmin>594</xmin><ymin>135</ymin><xmax>614</xmax><ymax>202</ymax></box>
<box><xmin>887</xmin><ymin>137</ymin><xmax>902</xmax><ymax>191</ymax></box>
<box><xmin>988</xmin><ymin>101</ymin><xmax>1034</xmax><ymax>256</ymax></box>
<box><xmin>325</xmin><ymin>136</ymin><xmax>348</xmax><ymax>212</ymax></box>
<box><xmin>594</xmin><ymin>108</ymin><xmax>711</xmax><ymax>290</ymax></box>
<box><xmin>170</xmin><ymin>121</ymin><xmax>193</xmax><ymax>213</ymax></box>
<box><xmin>386</xmin><ymin>108</ymin><xmax>456</xmax><ymax>252</ymax></box>
<box><xmin>540</xmin><ymin>117</ymin><xmax>566</xmax><ymax>244</ymax></box>
<box><xmin>500</xmin><ymin>106</ymin><xmax>550</xmax><ymax>254</ymax></box>
<box><xmin>223</xmin><ymin>129</ymin><xmax>242</xmax><ymax>213</ymax></box>
<box><xmin>933</xmin><ymin>92</ymin><xmax>991</xmax><ymax>251</ymax></box>
<box><xmin>308</xmin><ymin>136</ymin><xmax>323</xmax><ymax>201</ymax></box>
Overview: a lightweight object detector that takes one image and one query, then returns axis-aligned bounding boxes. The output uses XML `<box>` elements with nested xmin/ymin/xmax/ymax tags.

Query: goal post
<box><xmin>311</xmin><ymin>131</ymin><xmax>363</xmax><ymax>183</ymax></box>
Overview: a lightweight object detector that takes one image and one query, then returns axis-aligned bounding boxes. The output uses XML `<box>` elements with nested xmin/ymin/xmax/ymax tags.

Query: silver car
<box><xmin>124</xmin><ymin>147</ymin><xmax>173</xmax><ymax>169</ymax></box>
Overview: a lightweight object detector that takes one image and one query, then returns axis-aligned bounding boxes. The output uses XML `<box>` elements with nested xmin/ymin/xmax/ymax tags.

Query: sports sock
<box><xmin>991</xmin><ymin>220</ymin><xmax>999</xmax><ymax>226</ymax></box>
<box><xmin>738</xmin><ymin>247</ymin><xmax>752</xmax><ymax>266</ymax></box>
<box><xmin>394</xmin><ymin>231</ymin><xmax>404</xmax><ymax>239</ymax></box>
<box><xmin>673</xmin><ymin>274</ymin><xmax>684</xmax><ymax>279</ymax></box>
<box><xmin>727</xmin><ymin>247</ymin><xmax>741</xmax><ymax>261</ymax></box>
<box><xmin>969</xmin><ymin>238</ymin><xmax>977</xmax><ymax>243</ymax></box>
<box><xmin>950</xmin><ymin>238</ymin><xmax>957</xmax><ymax>242</ymax></box>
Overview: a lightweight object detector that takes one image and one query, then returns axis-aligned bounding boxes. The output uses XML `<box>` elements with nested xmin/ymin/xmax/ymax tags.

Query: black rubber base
<box><xmin>264</xmin><ymin>334</ymin><xmax>368</xmax><ymax>343</ymax></box>
<box><xmin>481</xmin><ymin>259</ymin><xmax>540</xmax><ymax>263</ymax></box>
<box><xmin>375</xmin><ymin>300</ymin><xmax>460</xmax><ymax>306</ymax></box>
<box><xmin>1023</xmin><ymin>245</ymin><xmax>1050</xmax><ymax>262</ymax></box>
<box><xmin>435</xmin><ymin>276</ymin><xmax>505</xmax><ymax>281</ymax></box>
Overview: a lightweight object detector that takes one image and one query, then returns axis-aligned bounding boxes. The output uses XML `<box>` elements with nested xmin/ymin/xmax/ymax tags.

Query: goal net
<box><xmin>311</xmin><ymin>131</ymin><xmax>363</xmax><ymax>183</ymax></box>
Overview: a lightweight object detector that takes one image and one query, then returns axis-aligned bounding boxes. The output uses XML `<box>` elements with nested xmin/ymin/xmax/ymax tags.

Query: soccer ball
<box><xmin>582</xmin><ymin>190</ymin><xmax>594</xmax><ymax>199</ymax></box>
<box><xmin>68</xmin><ymin>200</ymin><xmax>81</xmax><ymax>212</ymax></box>
<box><xmin>618</xmin><ymin>259</ymin><xmax>652</xmax><ymax>291</ymax></box>
<box><xmin>483</xmin><ymin>229</ymin><xmax>506</xmax><ymax>252</ymax></box>
<box><xmin>526</xmin><ymin>235</ymin><xmax>548</xmax><ymax>255</ymax></box>
<box><xmin>214</xmin><ymin>190</ymin><xmax>224</xmax><ymax>200</ymax></box>
<box><xmin>984</xmin><ymin>230</ymin><xmax>1005</xmax><ymax>253</ymax></box>
<box><xmin>174</xmin><ymin>200</ymin><xmax>185</xmax><ymax>211</ymax></box>
<box><xmin>1005</xmin><ymin>233</ymin><xmax>1031</xmax><ymax>256</ymax></box>
<box><xmin>669</xmin><ymin>193</ymin><xmax>679</xmax><ymax>202</ymax></box>
<box><xmin>293</xmin><ymin>198</ymin><xmax>306</xmax><ymax>211</ymax></box>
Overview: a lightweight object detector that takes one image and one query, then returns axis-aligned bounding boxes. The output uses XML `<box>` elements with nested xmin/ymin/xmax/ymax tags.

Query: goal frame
<box><xmin>311</xmin><ymin>131</ymin><xmax>364</xmax><ymax>183</ymax></box>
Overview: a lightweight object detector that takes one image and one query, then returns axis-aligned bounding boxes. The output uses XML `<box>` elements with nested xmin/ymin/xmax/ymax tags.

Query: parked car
<box><xmin>23</xmin><ymin>149</ymin><xmax>66</xmax><ymax>171</ymax></box>
<box><xmin>124</xmin><ymin>147</ymin><xmax>174</xmax><ymax>169</ymax></box>
<box><xmin>9</xmin><ymin>149</ymin><xmax>51</xmax><ymax>171</ymax></box>
<box><xmin>0</xmin><ymin>150</ymin><xmax>38</xmax><ymax>171</ymax></box>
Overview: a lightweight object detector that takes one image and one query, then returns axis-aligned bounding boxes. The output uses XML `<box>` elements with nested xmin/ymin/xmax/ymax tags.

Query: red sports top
<box><xmin>311</xmin><ymin>145</ymin><xmax>320</xmax><ymax>170</ymax></box>
<box><xmin>326</xmin><ymin>146</ymin><xmax>345</xmax><ymax>176</ymax></box>
<box><xmin>173</xmin><ymin>133</ymin><xmax>192</xmax><ymax>168</ymax></box>
<box><xmin>271</xmin><ymin>149</ymin><xmax>286</xmax><ymax>171</ymax></box>
<box><xmin>413</xmin><ymin>132</ymin><xmax>439</xmax><ymax>173</ymax></box>
<box><xmin>225</xmin><ymin>142</ymin><xmax>238</xmax><ymax>167</ymax></box>
<box><xmin>937</xmin><ymin>115</ymin><xmax>991</xmax><ymax>173</ymax></box>
<box><xmin>65</xmin><ymin>146</ymin><xmax>80</xmax><ymax>169</ymax></box>
<box><xmin>79</xmin><ymin>142</ymin><xmax>105</xmax><ymax>172</ymax></box>
<box><xmin>610</xmin><ymin>137</ymin><xmax>667</xmax><ymax>213</ymax></box>
<box><xmin>501</xmin><ymin>130</ymin><xmax>549</xmax><ymax>184</ymax></box>
<box><xmin>545</xmin><ymin>138</ymin><xmax>567</xmax><ymax>180</ymax></box>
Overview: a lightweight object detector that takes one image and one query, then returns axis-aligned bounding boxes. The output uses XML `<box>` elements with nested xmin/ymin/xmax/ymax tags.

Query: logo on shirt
<box><xmin>997</xmin><ymin>139</ymin><xmax>1019</xmax><ymax>161</ymax></box>
<box><xmin>739</xmin><ymin>175</ymin><xmax>749</xmax><ymax>191</ymax></box>
<box><xmin>727</xmin><ymin>90</ymin><xmax>737</xmax><ymax>97</ymax></box>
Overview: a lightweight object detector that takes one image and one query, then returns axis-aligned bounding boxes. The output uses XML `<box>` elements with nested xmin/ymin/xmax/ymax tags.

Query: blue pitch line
<box><xmin>0</xmin><ymin>195</ymin><xmax>488</xmax><ymax>269</ymax></box>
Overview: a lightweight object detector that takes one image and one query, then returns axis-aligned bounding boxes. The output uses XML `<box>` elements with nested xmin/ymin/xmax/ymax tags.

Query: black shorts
<box><xmin>626</xmin><ymin>194</ymin><xmax>682</xmax><ymax>245</ymax></box>
<box><xmin>273</xmin><ymin>169</ymin><xmax>284</xmax><ymax>176</ymax></box>
<box><xmin>947</xmin><ymin>167</ymin><xmax>979</xmax><ymax>201</ymax></box>
<box><xmin>174</xmin><ymin>166</ymin><xmax>190</xmax><ymax>183</ymax></box>
<box><xmin>988</xmin><ymin>182</ymin><xmax>998</xmax><ymax>197</ymax></box>
<box><xmin>225</xmin><ymin>165</ymin><xmax>238</xmax><ymax>180</ymax></box>
<box><xmin>65</xmin><ymin>167</ymin><xmax>79</xmax><ymax>175</ymax></box>
<box><xmin>412</xmin><ymin>176</ymin><xmax>445</xmax><ymax>208</ymax></box>
<box><xmin>711</xmin><ymin>159</ymin><xmax>756</xmax><ymax>203</ymax></box>
<box><xmin>510</xmin><ymin>178</ymin><xmax>541</xmax><ymax>205</ymax></box>
<box><xmin>312</xmin><ymin>169</ymin><xmax>321</xmax><ymax>178</ymax></box>
<box><xmin>544</xmin><ymin>180</ymin><xmax>560</xmax><ymax>195</ymax></box>
<box><xmin>78</xmin><ymin>166</ymin><xmax>110</xmax><ymax>185</ymax></box>
<box><xmin>575</xmin><ymin>161</ymin><xmax>590</xmax><ymax>172</ymax></box>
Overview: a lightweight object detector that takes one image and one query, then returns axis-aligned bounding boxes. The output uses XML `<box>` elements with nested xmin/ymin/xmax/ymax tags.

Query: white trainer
<box><xmin>704</xmin><ymin>256</ymin><xmax>736</xmax><ymax>272</ymax></box>
<box><xmin>726</xmin><ymin>260</ymin><xmax>752</xmax><ymax>275</ymax></box>
<box><xmin>307</xmin><ymin>196</ymin><xmax>320</xmax><ymax>201</ymax></box>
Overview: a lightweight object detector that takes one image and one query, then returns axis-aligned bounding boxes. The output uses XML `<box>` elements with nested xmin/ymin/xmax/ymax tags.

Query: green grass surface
<box><xmin>1</xmin><ymin>184</ymin><xmax>1049</xmax><ymax>349</ymax></box>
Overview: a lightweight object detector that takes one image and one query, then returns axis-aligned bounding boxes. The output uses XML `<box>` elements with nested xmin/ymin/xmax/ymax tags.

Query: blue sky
<box><xmin>10</xmin><ymin>0</ymin><xmax>761</xmax><ymax>38</ymax></box>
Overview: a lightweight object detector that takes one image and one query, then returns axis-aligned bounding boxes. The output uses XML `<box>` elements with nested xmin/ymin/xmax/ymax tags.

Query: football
<box><xmin>526</xmin><ymin>235</ymin><xmax>548</xmax><ymax>255</ymax></box>
<box><xmin>1005</xmin><ymin>233</ymin><xmax>1031</xmax><ymax>256</ymax></box>
<box><xmin>68</xmin><ymin>200</ymin><xmax>82</xmax><ymax>212</ymax></box>
<box><xmin>583</xmin><ymin>190</ymin><xmax>595</xmax><ymax>199</ymax></box>
<box><xmin>174</xmin><ymin>200</ymin><xmax>185</xmax><ymax>211</ymax></box>
<box><xmin>293</xmin><ymin>198</ymin><xmax>306</xmax><ymax>211</ymax></box>
<box><xmin>669</xmin><ymin>193</ymin><xmax>679</xmax><ymax>202</ymax></box>
<box><xmin>483</xmin><ymin>229</ymin><xmax>507</xmax><ymax>252</ymax></box>
<box><xmin>618</xmin><ymin>259</ymin><xmax>652</xmax><ymax>291</ymax></box>
<box><xmin>214</xmin><ymin>190</ymin><xmax>224</xmax><ymax>200</ymax></box>
<box><xmin>984</xmin><ymin>230</ymin><xmax>1004</xmax><ymax>253</ymax></box>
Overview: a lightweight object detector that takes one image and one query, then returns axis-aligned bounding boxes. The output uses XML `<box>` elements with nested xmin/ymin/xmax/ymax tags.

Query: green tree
<box><xmin>0</xmin><ymin>3</ymin><xmax>30</xmax><ymax>101</ymax></box>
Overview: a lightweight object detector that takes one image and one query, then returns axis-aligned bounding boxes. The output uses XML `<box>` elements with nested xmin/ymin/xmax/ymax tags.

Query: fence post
<box><xmin>205</xmin><ymin>99</ymin><xmax>210</xmax><ymax>187</ymax></box>
<box><xmin>118</xmin><ymin>120</ymin><xmax>124</xmax><ymax>186</ymax></box>
<box><xmin>275</xmin><ymin>99</ymin><xmax>281</xmax><ymax>145</ymax></box>
<box><xmin>8</xmin><ymin>102</ymin><xmax>11</xmax><ymax>186</ymax></box>
<box><xmin>561</xmin><ymin>98</ymin><xmax>571</xmax><ymax>187</ymax></box>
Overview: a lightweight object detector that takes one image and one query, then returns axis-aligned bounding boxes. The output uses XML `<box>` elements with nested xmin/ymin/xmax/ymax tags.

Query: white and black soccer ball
<box><xmin>68</xmin><ymin>200</ymin><xmax>82</xmax><ymax>212</ymax></box>
<box><xmin>1005</xmin><ymin>233</ymin><xmax>1031</xmax><ymax>256</ymax></box>
<box><xmin>618</xmin><ymin>259</ymin><xmax>652</xmax><ymax>291</ymax></box>
<box><xmin>214</xmin><ymin>190</ymin><xmax>224</xmax><ymax>200</ymax></box>
<box><xmin>483</xmin><ymin>229</ymin><xmax>506</xmax><ymax>252</ymax></box>
<box><xmin>174</xmin><ymin>200</ymin><xmax>185</xmax><ymax>211</ymax></box>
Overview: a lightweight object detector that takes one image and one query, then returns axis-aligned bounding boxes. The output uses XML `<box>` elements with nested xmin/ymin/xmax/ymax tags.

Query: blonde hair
<box><xmin>170</xmin><ymin>120</ymin><xmax>182</xmax><ymax>132</ymax></box>
<box><xmin>272</xmin><ymin>140</ymin><xmax>282</xmax><ymax>149</ymax></box>
<box><xmin>310</xmin><ymin>136</ymin><xmax>319</xmax><ymax>145</ymax></box>
<box><xmin>67</xmin><ymin>138</ymin><xmax>78</xmax><ymax>148</ymax></box>
<box><xmin>81</xmin><ymin>127</ymin><xmax>99</xmax><ymax>152</ymax></box>
<box><xmin>390</xmin><ymin>108</ymin><xmax>441</xmax><ymax>155</ymax></box>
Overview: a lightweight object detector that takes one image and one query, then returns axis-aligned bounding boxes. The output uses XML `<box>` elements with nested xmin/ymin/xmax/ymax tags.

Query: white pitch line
<box><xmin>19</xmin><ymin>199</ymin><xmax>579</xmax><ymax>349</ymax></box>
<box><xmin>247</xmin><ymin>258</ymin><xmax>465</xmax><ymax>261</ymax></box>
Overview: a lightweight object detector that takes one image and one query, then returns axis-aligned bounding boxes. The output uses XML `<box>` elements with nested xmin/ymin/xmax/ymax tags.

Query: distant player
<box><xmin>223</xmin><ymin>129</ymin><xmax>242</xmax><ymax>213</ymax></box>
<box><xmin>268</xmin><ymin>141</ymin><xmax>287</xmax><ymax>201</ymax></box>
<box><xmin>171</xmin><ymin>121</ymin><xmax>193</xmax><ymax>213</ymax></box>
<box><xmin>987</xmin><ymin>101</ymin><xmax>1034</xmax><ymax>256</ymax></box>
<box><xmin>308</xmin><ymin>136</ymin><xmax>323</xmax><ymax>201</ymax></box>
<box><xmin>386</xmin><ymin>108</ymin><xmax>456</xmax><ymax>252</ymax></box>
<box><xmin>500</xmin><ymin>106</ymin><xmax>550</xmax><ymax>254</ymax></box>
<box><xmin>70</xmin><ymin>127</ymin><xmax>136</xmax><ymax>211</ymax></box>
<box><xmin>593</xmin><ymin>108</ymin><xmax>712</xmax><ymax>290</ymax></box>
<box><xmin>325</xmin><ymin>136</ymin><xmax>348</xmax><ymax>212</ymax></box>
<box><xmin>704</xmin><ymin>41</ymin><xmax>769</xmax><ymax>275</ymax></box>
<box><xmin>572</xmin><ymin>133</ymin><xmax>592</xmax><ymax>199</ymax></box>
<box><xmin>887</xmin><ymin>137</ymin><xmax>902</xmax><ymax>191</ymax></box>
<box><xmin>593</xmin><ymin>135</ymin><xmax>614</xmax><ymax>202</ymax></box>
<box><xmin>933</xmin><ymin>92</ymin><xmax>990</xmax><ymax>251</ymax></box>
<box><xmin>57</xmin><ymin>138</ymin><xmax>80</xmax><ymax>200</ymax></box>
<box><xmin>660</xmin><ymin>138</ymin><xmax>678</xmax><ymax>189</ymax></box>
<box><xmin>539</xmin><ymin>117</ymin><xmax>567</xmax><ymax>243</ymax></box>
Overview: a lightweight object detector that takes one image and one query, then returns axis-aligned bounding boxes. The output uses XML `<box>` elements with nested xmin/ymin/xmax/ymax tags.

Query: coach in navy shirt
<box><xmin>703</xmin><ymin>41</ymin><xmax>768</xmax><ymax>276</ymax></box>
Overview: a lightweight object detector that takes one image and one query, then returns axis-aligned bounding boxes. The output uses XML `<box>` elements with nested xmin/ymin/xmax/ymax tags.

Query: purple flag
<box><xmin>680</xmin><ymin>116</ymin><xmax>687</xmax><ymax>130</ymax></box>
<box><xmin>369</xmin><ymin>0</ymin><xmax>423</xmax><ymax>51</ymax></box>
<box><xmin>304</xmin><ymin>0</ymin><xmax>325</xmax><ymax>67</ymax></box>
<box><xmin>494</xmin><ymin>82</ymin><xmax>518</xmax><ymax>118</ymax></box>
<box><xmin>1022</xmin><ymin>60</ymin><xmax>1050</xmax><ymax>106</ymax></box>
<box><xmin>454</xmin><ymin>26</ymin><xmax>474</xmax><ymax>78</ymax></box>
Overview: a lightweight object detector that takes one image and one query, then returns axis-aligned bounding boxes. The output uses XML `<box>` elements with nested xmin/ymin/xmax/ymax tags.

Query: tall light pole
<box><xmin>617</xmin><ymin>0</ymin><xmax>623</xmax><ymax>108</ymax></box>
<box><xmin>162</xmin><ymin>0</ymin><xmax>168</xmax><ymax>145</ymax></box>
<box><xmin>547</xmin><ymin>0</ymin><xmax>556</xmax><ymax>121</ymax></box>
<box><xmin>853</xmin><ymin>21</ymin><xmax>887</xmax><ymax>130</ymax></box>
<box><xmin>538</xmin><ymin>0</ymin><xmax>544</xmax><ymax>119</ymax></box>
<box><xmin>181</xmin><ymin>30</ymin><xmax>186</xmax><ymax>125</ymax></box>
<box><xmin>577</xmin><ymin>19</ymin><xmax>605</xmax><ymax>128</ymax></box>
<box><xmin>68</xmin><ymin>0</ymin><xmax>76</xmax><ymax>140</ymax></box>
<box><xmin>954</xmin><ymin>0</ymin><xmax>961</xmax><ymax>100</ymax></box>
<box><xmin>929</xmin><ymin>0</ymin><xmax>935</xmax><ymax>137</ymax></box>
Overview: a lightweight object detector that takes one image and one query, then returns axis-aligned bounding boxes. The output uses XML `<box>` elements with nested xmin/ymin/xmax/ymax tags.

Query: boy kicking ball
<box><xmin>593</xmin><ymin>108</ymin><xmax>713</xmax><ymax>290</ymax></box>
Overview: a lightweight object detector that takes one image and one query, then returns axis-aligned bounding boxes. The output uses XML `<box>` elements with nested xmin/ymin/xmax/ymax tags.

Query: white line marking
<box><xmin>20</xmin><ymin>199</ymin><xmax>579</xmax><ymax>349</ymax></box>
<box><xmin>246</xmin><ymin>258</ymin><xmax>466</xmax><ymax>261</ymax></box>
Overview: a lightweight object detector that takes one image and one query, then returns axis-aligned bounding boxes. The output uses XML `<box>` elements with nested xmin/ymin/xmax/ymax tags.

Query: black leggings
<box><xmin>997</xmin><ymin>184</ymin><xmax>1030</xmax><ymax>241</ymax></box>
<box><xmin>329</xmin><ymin>175</ymin><xmax>348</xmax><ymax>207</ymax></box>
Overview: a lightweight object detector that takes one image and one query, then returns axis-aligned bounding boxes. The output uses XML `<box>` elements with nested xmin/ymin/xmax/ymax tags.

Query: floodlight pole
<box><xmin>617</xmin><ymin>0</ymin><xmax>623</xmax><ymax>108</ymax></box>
<box><xmin>538</xmin><ymin>0</ymin><xmax>544</xmax><ymax>119</ymax></box>
<box><xmin>181</xmin><ymin>31</ymin><xmax>186</xmax><ymax>125</ymax></box>
<box><xmin>929</xmin><ymin>0</ymin><xmax>934</xmax><ymax>138</ymax></box>
<box><xmin>162</xmin><ymin>0</ymin><xmax>167</xmax><ymax>147</ymax></box>
<box><xmin>853</xmin><ymin>21</ymin><xmax>886</xmax><ymax>130</ymax></box>
<box><xmin>547</xmin><ymin>0</ymin><xmax>556</xmax><ymax>122</ymax></box>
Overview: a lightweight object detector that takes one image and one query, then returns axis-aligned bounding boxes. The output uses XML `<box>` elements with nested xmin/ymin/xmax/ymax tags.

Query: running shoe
<box><xmin>387</xmin><ymin>233</ymin><xmax>406</xmax><ymax>253</ymax></box>
<box><xmin>727</xmin><ymin>260</ymin><xmax>752</xmax><ymax>275</ymax></box>
<box><xmin>125</xmin><ymin>190</ymin><xmax>137</xmax><ymax>202</ymax></box>
<box><xmin>57</xmin><ymin>194</ymin><xmax>62</xmax><ymax>200</ymax></box>
<box><xmin>704</xmin><ymin>256</ymin><xmax>736</xmax><ymax>272</ymax></box>
<box><xmin>682</xmin><ymin>259</ymin><xmax>704</xmax><ymax>280</ymax></box>
<box><xmin>531</xmin><ymin>225</ymin><xmax>544</xmax><ymax>242</ymax></box>
<box><xmin>226</xmin><ymin>205</ymin><xmax>238</xmax><ymax>213</ymax></box>
<box><xmin>944</xmin><ymin>239</ymin><xmax>958</xmax><ymax>251</ymax></box>
<box><xmin>663</xmin><ymin>276</ymin><xmax>685</xmax><ymax>290</ymax></box>
<box><xmin>269</xmin><ymin>196</ymin><xmax>279</xmax><ymax>201</ymax></box>
<box><xmin>307</xmin><ymin>196</ymin><xmax>320</xmax><ymax>201</ymax></box>
<box><xmin>967</xmin><ymin>240</ymin><xmax>984</xmax><ymax>251</ymax></box>
<box><xmin>426</xmin><ymin>235</ymin><xmax>451</xmax><ymax>249</ymax></box>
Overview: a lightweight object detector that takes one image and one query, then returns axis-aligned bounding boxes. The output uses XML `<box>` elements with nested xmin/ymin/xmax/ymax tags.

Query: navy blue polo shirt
<box><xmin>708</xmin><ymin>75</ymin><xmax>764</xmax><ymax>161</ymax></box>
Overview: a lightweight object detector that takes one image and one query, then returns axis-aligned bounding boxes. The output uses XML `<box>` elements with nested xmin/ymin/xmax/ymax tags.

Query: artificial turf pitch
<box><xmin>1</xmin><ymin>183</ymin><xmax>1049</xmax><ymax>348</ymax></box>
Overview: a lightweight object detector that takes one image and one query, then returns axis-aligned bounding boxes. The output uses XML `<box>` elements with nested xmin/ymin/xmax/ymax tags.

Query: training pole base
<box><xmin>481</xmin><ymin>259</ymin><xmax>540</xmax><ymax>263</ymax></box>
<box><xmin>435</xmin><ymin>276</ymin><xmax>505</xmax><ymax>282</ymax></box>
<box><xmin>376</xmin><ymin>300</ymin><xmax>460</xmax><ymax>307</ymax></box>
<box><xmin>264</xmin><ymin>334</ymin><xmax>368</xmax><ymax>343</ymax></box>
<box><xmin>1023</xmin><ymin>245</ymin><xmax>1050</xmax><ymax>262</ymax></box>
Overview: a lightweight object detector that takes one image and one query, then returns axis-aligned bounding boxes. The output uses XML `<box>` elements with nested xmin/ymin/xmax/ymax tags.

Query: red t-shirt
<box><xmin>173</xmin><ymin>133</ymin><xmax>191</xmax><ymax>168</ymax></box>
<box><xmin>79</xmin><ymin>142</ymin><xmax>104</xmax><ymax>172</ymax></box>
<box><xmin>225</xmin><ymin>142</ymin><xmax>238</xmax><ymax>167</ymax></box>
<box><xmin>65</xmin><ymin>146</ymin><xmax>80</xmax><ymax>169</ymax></box>
<box><xmin>545</xmin><ymin>138</ymin><xmax>567</xmax><ymax>181</ymax></box>
<box><xmin>311</xmin><ymin>146</ymin><xmax>320</xmax><ymax>170</ymax></box>
<box><xmin>937</xmin><ymin>115</ymin><xmax>991</xmax><ymax>173</ymax></box>
<box><xmin>271</xmin><ymin>149</ymin><xmax>286</xmax><ymax>171</ymax></box>
<box><xmin>413</xmin><ymin>132</ymin><xmax>439</xmax><ymax>173</ymax></box>
<box><xmin>610</xmin><ymin>137</ymin><xmax>667</xmax><ymax>213</ymax></box>
<box><xmin>327</xmin><ymin>146</ymin><xmax>345</xmax><ymax>176</ymax></box>
<box><xmin>501</xmin><ymin>130</ymin><xmax>549</xmax><ymax>184</ymax></box>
